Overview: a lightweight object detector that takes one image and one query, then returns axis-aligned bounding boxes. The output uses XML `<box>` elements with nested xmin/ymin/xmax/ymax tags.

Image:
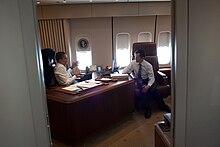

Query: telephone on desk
<box><xmin>75</xmin><ymin>73</ymin><xmax>92</xmax><ymax>82</ymax></box>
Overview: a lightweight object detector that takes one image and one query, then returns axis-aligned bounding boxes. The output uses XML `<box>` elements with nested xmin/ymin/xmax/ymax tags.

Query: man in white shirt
<box><xmin>54</xmin><ymin>52</ymin><xmax>76</xmax><ymax>85</ymax></box>
<box><xmin>122</xmin><ymin>49</ymin><xmax>170</xmax><ymax>119</ymax></box>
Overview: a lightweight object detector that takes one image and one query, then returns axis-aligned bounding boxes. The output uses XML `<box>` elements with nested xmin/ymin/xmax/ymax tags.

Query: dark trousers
<box><xmin>135</xmin><ymin>80</ymin><xmax>166</xmax><ymax>110</ymax></box>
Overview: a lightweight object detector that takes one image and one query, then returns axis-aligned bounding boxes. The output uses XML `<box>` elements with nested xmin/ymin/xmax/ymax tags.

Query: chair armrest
<box><xmin>158</xmin><ymin>71</ymin><xmax>166</xmax><ymax>77</ymax></box>
<box><xmin>157</xmin><ymin>71</ymin><xmax>169</xmax><ymax>85</ymax></box>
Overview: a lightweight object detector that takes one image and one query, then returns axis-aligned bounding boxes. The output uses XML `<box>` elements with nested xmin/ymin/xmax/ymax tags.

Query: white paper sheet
<box><xmin>62</xmin><ymin>80</ymin><xmax>102</xmax><ymax>91</ymax></box>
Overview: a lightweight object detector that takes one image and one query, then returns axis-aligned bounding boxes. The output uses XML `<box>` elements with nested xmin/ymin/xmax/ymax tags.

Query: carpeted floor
<box><xmin>53</xmin><ymin>96</ymin><xmax>171</xmax><ymax>147</ymax></box>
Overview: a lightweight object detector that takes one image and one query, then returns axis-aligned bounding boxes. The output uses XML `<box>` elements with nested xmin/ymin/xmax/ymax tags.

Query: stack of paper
<box><xmin>62</xmin><ymin>80</ymin><xmax>102</xmax><ymax>91</ymax></box>
<box><xmin>110</xmin><ymin>74</ymin><xmax>128</xmax><ymax>80</ymax></box>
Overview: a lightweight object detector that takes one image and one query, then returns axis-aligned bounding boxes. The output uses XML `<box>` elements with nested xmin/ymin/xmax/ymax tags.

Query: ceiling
<box><xmin>36</xmin><ymin>0</ymin><xmax>170</xmax><ymax>5</ymax></box>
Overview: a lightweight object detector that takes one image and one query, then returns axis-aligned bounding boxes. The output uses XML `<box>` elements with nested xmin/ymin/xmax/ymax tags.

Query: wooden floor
<box><xmin>53</xmin><ymin>97</ymin><xmax>171</xmax><ymax>147</ymax></box>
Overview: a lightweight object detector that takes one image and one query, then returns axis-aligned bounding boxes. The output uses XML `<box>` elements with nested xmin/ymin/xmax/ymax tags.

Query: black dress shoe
<box><xmin>144</xmin><ymin>108</ymin><xmax>151</xmax><ymax>119</ymax></box>
<box><xmin>161</xmin><ymin>105</ymin><xmax>171</xmax><ymax>113</ymax></box>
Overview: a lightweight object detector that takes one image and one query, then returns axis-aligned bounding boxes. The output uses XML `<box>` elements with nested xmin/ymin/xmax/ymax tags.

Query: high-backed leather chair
<box><xmin>41</xmin><ymin>48</ymin><xmax>59</xmax><ymax>88</ymax></box>
<box><xmin>132</xmin><ymin>42</ymin><xmax>170</xmax><ymax>98</ymax></box>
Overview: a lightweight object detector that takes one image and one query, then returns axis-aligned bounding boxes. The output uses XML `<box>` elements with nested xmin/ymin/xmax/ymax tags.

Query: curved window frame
<box><xmin>138</xmin><ymin>32</ymin><xmax>152</xmax><ymax>42</ymax></box>
<box><xmin>115</xmin><ymin>33</ymin><xmax>131</xmax><ymax>67</ymax></box>
<box><xmin>157</xmin><ymin>31</ymin><xmax>171</xmax><ymax>67</ymax></box>
<box><xmin>75</xmin><ymin>35</ymin><xmax>92</xmax><ymax>70</ymax></box>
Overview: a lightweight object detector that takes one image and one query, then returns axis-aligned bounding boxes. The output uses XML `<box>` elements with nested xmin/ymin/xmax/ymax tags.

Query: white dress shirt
<box><xmin>54</xmin><ymin>63</ymin><xmax>76</xmax><ymax>85</ymax></box>
<box><xmin>122</xmin><ymin>60</ymin><xmax>155</xmax><ymax>87</ymax></box>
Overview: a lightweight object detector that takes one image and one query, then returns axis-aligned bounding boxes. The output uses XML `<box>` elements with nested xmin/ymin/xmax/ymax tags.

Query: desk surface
<box><xmin>47</xmin><ymin>79</ymin><xmax>133</xmax><ymax>104</ymax></box>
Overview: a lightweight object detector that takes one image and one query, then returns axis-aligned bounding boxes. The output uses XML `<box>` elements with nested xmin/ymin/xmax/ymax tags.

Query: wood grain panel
<box><xmin>47</xmin><ymin>80</ymin><xmax>135</xmax><ymax>145</ymax></box>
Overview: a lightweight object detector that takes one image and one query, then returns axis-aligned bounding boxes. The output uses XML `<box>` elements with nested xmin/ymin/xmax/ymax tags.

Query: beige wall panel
<box><xmin>63</xmin><ymin>19</ymin><xmax>72</xmax><ymax>65</ymax></box>
<box><xmin>39</xmin><ymin>4</ymin><xmax>92</xmax><ymax>19</ymax></box>
<box><xmin>71</xmin><ymin>18</ymin><xmax>112</xmax><ymax>67</ymax></box>
<box><xmin>91</xmin><ymin>3</ymin><xmax>138</xmax><ymax>17</ymax></box>
<box><xmin>37</xmin><ymin>2</ymin><xmax>171</xmax><ymax>19</ymax></box>
<box><xmin>156</xmin><ymin>15</ymin><xmax>171</xmax><ymax>67</ymax></box>
<box><xmin>37</xmin><ymin>6</ymin><xmax>43</xmax><ymax>19</ymax></box>
<box><xmin>139</xmin><ymin>2</ymin><xmax>171</xmax><ymax>15</ymax></box>
<box><xmin>113</xmin><ymin>16</ymin><xmax>156</xmax><ymax>54</ymax></box>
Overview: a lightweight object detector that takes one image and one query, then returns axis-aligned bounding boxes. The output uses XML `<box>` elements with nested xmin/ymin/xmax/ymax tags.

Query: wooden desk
<box><xmin>155</xmin><ymin>121</ymin><xmax>172</xmax><ymax>147</ymax></box>
<box><xmin>46</xmin><ymin>79</ymin><xmax>134</xmax><ymax>145</ymax></box>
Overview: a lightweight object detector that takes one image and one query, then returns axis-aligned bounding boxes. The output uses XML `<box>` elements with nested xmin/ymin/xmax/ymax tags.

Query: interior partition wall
<box><xmin>0</xmin><ymin>0</ymin><xmax>51</xmax><ymax>146</ymax></box>
<box><xmin>174</xmin><ymin>0</ymin><xmax>220</xmax><ymax>146</ymax></box>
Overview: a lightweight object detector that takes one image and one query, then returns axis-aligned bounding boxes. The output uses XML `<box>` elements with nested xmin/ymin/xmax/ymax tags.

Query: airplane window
<box><xmin>138</xmin><ymin>32</ymin><xmax>152</xmax><ymax>42</ymax></box>
<box><xmin>75</xmin><ymin>36</ymin><xmax>92</xmax><ymax>70</ymax></box>
<box><xmin>157</xmin><ymin>31</ymin><xmax>171</xmax><ymax>65</ymax></box>
<box><xmin>116</xmin><ymin>33</ymin><xmax>131</xmax><ymax>67</ymax></box>
<box><xmin>76</xmin><ymin>51</ymin><xmax>92</xmax><ymax>70</ymax></box>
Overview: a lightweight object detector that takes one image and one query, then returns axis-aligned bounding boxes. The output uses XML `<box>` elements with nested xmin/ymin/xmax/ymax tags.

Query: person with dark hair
<box><xmin>54</xmin><ymin>52</ymin><xmax>76</xmax><ymax>85</ymax></box>
<box><xmin>122</xmin><ymin>49</ymin><xmax>170</xmax><ymax>119</ymax></box>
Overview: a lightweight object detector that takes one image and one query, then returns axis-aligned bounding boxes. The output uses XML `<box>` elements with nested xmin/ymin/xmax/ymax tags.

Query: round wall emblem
<box><xmin>78</xmin><ymin>38</ymin><xmax>89</xmax><ymax>49</ymax></box>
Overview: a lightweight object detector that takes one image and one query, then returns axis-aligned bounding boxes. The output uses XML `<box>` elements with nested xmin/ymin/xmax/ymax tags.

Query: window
<box><xmin>75</xmin><ymin>36</ymin><xmax>92</xmax><ymax>70</ymax></box>
<box><xmin>157</xmin><ymin>31</ymin><xmax>171</xmax><ymax>65</ymax></box>
<box><xmin>138</xmin><ymin>32</ymin><xmax>152</xmax><ymax>42</ymax></box>
<box><xmin>116</xmin><ymin>33</ymin><xmax>131</xmax><ymax>67</ymax></box>
<box><xmin>76</xmin><ymin>51</ymin><xmax>92</xmax><ymax>70</ymax></box>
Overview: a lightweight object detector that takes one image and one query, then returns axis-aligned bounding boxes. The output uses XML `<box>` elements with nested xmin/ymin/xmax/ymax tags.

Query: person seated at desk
<box><xmin>122</xmin><ymin>49</ymin><xmax>170</xmax><ymax>119</ymax></box>
<box><xmin>71</xmin><ymin>61</ymin><xmax>81</xmax><ymax>77</ymax></box>
<box><xmin>54</xmin><ymin>52</ymin><xmax>76</xmax><ymax>86</ymax></box>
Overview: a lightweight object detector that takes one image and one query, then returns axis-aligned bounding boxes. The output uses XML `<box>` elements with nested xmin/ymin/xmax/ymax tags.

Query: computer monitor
<box><xmin>111</xmin><ymin>59</ymin><xmax>115</xmax><ymax>73</ymax></box>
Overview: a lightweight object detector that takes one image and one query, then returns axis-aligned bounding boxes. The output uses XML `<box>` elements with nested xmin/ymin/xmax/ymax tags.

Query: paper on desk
<box><xmin>75</xmin><ymin>80</ymin><xmax>102</xmax><ymax>88</ymax></box>
<box><xmin>110</xmin><ymin>73</ymin><xmax>128</xmax><ymax>78</ymax></box>
<box><xmin>99</xmin><ymin>78</ymin><xmax>112</xmax><ymax>82</ymax></box>
<box><xmin>62</xmin><ymin>85</ymin><xmax>80</xmax><ymax>91</ymax></box>
<box><xmin>62</xmin><ymin>80</ymin><xmax>102</xmax><ymax>91</ymax></box>
<box><xmin>110</xmin><ymin>73</ymin><xmax>129</xmax><ymax>80</ymax></box>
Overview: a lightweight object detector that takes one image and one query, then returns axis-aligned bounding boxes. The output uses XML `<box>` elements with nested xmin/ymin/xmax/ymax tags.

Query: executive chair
<box><xmin>41</xmin><ymin>48</ymin><xmax>58</xmax><ymax>88</ymax></box>
<box><xmin>132</xmin><ymin>42</ymin><xmax>171</xmax><ymax>99</ymax></box>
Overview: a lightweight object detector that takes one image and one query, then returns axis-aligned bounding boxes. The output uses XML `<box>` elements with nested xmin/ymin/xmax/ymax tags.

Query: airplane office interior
<box><xmin>37</xmin><ymin>1</ymin><xmax>172</xmax><ymax>146</ymax></box>
<box><xmin>2</xmin><ymin>0</ymin><xmax>220</xmax><ymax>146</ymax></box>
